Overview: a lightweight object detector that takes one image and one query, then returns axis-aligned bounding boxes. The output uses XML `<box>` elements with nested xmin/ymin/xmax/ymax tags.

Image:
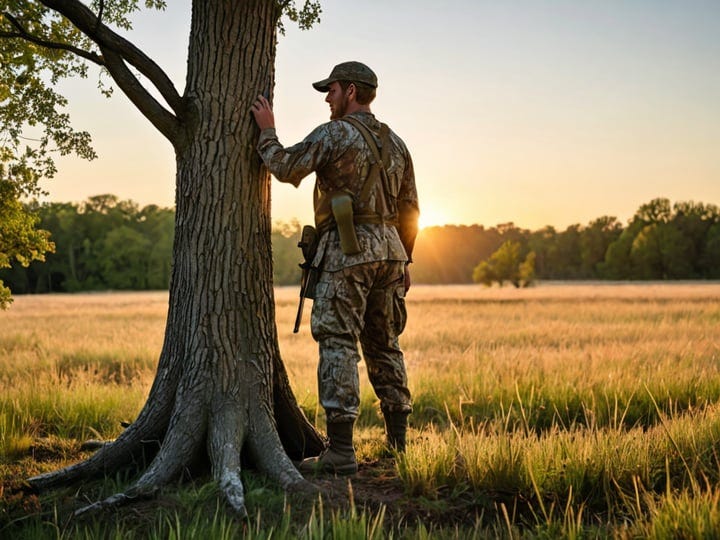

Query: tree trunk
<box><xmin>29</xmin><ymin>0</ymin><xmax>324</xmax><ymax>517</ymax></box>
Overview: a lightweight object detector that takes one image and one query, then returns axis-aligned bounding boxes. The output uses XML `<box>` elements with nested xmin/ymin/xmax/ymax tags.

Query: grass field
<box><xmin>2</xmin><ymin>282</ymin><xmax>720</xmax><ymax>538</ymax></box>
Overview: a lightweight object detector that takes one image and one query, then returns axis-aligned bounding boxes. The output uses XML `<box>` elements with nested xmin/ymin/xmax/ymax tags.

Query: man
<box><xmin>251</xmin><ymin>61</ymin><xmax>419</xmax><ymax>475</ymax></box>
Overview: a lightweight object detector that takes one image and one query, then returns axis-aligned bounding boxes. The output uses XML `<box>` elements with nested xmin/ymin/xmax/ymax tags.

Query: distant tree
<box><xmin>495</xmin><ymin>222</ymin><xmax>525</xmax><ymax>243</ymax></box>
<box><xmin>553</xmin><ymin>224</ymin><xmax>583</xmax><ymax>278</ymax></box>
<box><xmin>630</xmin><ymin>223</ymin><xmax>694</xmax><ymax>279</ymax></box>
<box><xmin>517</xmin><ymin>251</ymin><xmax>536</xmax><ymax>287</ymax></box>
<box><xmin>272</xmin><ymin>220</ymin><xmax>302</xmax><ymax>286</ymax></box>
<box><xmin>472</xmin><ymin>260</ymin><xmax>496</xmax><ymax>287</ymax></box>
<box><xmin>40</xmin><ymin>202</ymin><xmax>87</xmax><ymax>290</ymax></box>
<box><xmin>19</xmin><ymin>202</ymin><xmax>78</xmax><ymax>293</ymax></box>
<box><xmin>473</xmin><ymin>240</ymin><xmax>523</xmax><ymax>287</ymax></box>
<box><xmin>527</xmin><ymin>226</ymin><xmax>557</xmax><ymax>278</ymax></box>
<box><xmin>580</xmin><ymin>216</ymin><xmax>622</xmax><ymax>277</ymax></box>
<box><xmin>636</xmin><ymin>197</ymin><xmax>672</xmax><ymax>224</ymax></box>
<box><xmin>138</xmin><ymin>204</ymin><xmax>174</xmax><ymax>289</ymax></box>
<box><xmin>599</xmin><ymin>217</ymin><xmax>644</xmax><ymax>279</ymax></box>
<box><xmin>701</xmin><ymin>223</ymin><xmax>720</xmax><ymax>278</ymax></box>
<box><xmin>100</xmin><ymin>225</ymin><xmax>151</xmax><ymax>289</ymax></box>
<box><xmin>672</xmin><ymin>201</ymin><xmax>719</xmax><ymax>274</ymax></box>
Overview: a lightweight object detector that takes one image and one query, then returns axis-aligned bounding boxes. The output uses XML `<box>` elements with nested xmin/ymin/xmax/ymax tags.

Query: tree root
<box><xmin>218</xmin><ymin>469</ymin><xmax>247</xmax><ymax>519</ymax></box>
<box><xmin>28</xmin><ymin>434</ymin><xmax>143</xmax><ymax>492</ymax></box>
<box><xmin>209</xmin><ymin>405</ymin><xmax>248</xmax><ymax>517</ymax></box>
<box><xmin>74</xmin><ymin>491</ymin><xmax>146</xmax><ymax>518</ymax></box>
<box><xmin>27</xmin><ymin>345</ymin><xmax>323</xmax><ymax>520</ymax></box>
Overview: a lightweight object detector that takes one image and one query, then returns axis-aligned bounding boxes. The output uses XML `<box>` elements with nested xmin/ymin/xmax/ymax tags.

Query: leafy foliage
<box><xmin>278</xmin><ymin>0</ymin><xmax>322</xmax><ymax>33</ymax></box>
<box><xmin>472</xmin><ymin>240</ymin><xmax>535</xmax><ymax>288</ymax></box>
<box><xmin>0</xmin><ymin>169</ymin><xmax>54</xmax><ymax>308</ymax></box>
<box><xmin>1</xmin><ymin>2</ymin><xmax>100</xmax><ymax>183</ymax></box>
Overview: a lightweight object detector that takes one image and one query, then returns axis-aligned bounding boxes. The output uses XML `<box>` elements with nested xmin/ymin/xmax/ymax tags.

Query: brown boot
<box><xmin>298</xmin><ymin>421</ymin><xmax>357</xmax><ymax>476</ymax></box>
<box><xmin>384</xmin><ymin>411</ymin><xmax>409</xmax><ymax>453</ymax></box>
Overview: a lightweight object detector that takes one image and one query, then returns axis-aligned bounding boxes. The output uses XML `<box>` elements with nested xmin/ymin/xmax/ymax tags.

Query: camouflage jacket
<box><xmin>257</xmin><ymin>111</ymin><xmax>419</xmax><ymax>271</ymax></box>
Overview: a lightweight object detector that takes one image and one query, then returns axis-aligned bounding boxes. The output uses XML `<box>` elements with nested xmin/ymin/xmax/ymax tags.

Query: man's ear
<box><xmin>347</xmin><ymin>83</ymin><xmax>357</xmax><ymax>101</ymax></box>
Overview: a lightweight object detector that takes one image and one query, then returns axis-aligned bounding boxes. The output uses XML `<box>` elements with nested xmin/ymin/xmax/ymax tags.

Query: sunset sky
<box><xmin>48</xmin><ymin>0</ymin><xmax>720</xmax><ymax>230</ymax></box>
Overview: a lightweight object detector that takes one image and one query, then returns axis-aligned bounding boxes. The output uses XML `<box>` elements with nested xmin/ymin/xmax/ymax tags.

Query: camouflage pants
<box><xmin>310</xmin><ymin>260</ymin><xmax>412</xmax><ymax>424</ymax></box>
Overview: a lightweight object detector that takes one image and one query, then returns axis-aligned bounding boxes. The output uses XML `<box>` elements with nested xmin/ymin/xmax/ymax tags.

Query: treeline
<box><xmin>2</xmin><ymin>196</ymin><xmax>719</xmax><ymax>293</ymax></box>
<box><xmin>413</xmin><ymin>198</ymin><xmax>720</xmax><ymax>283</ymax></box>
<box><xmin>1</xmin><ymin>194</ymin><xmax>306</xmax><ymax>293</ymax></box>
<box><xmin>2</xmin><ymin>195</ymin><xmax>175</xmax><ymax>293</ymax></box>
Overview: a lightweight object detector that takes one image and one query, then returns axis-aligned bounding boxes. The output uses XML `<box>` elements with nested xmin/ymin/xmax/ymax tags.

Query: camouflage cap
<box><xmin>312</xmin><ymin>61</ymin><xmax>378</xmax><ymax>92</ymax></box>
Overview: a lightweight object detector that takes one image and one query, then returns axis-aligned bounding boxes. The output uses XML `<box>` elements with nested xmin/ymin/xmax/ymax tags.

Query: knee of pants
<box><xmin>318</xmin><ymin>334</ymin><xmax>359</xmax><ymax>354</ymax></box>
<box><xmin>318</xmin><ymin>357</ymin><xmax>361</xmax><ymax>422</ymax></box>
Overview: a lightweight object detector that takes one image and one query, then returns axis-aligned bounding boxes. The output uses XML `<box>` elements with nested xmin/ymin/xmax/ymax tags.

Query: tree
<box><xmin>138</xmin><ymin>204</ymin><xmax>174</xmax><ymax>289</ymax></box>
<box><xmin>527</xmin><ymin>225</ymin><xmax>556</xmax><ymax>278</ymax></box>
<box><xmin>599</xmin><ymin>219</ymin><xmax>643</xmax><ymax>279</ymax></box>
<box><xmin>472</xmin><ymin>240</ymin><xmax>533</xmax><ymax>287</ymax></box>
<box><xmin>579</xmin><ymin>216</ymin><xmax>622</xmax><ymax>278</ymax></box>
<box><xmin>517</xmin><ymin>251</ymin><xmax>536</xmax><ymax>287</ymax></box>
<box><xmin>552</xmin><ymin>224</ymin><xmax>583</xmax><ymax>278</ymax></box>
<box><xmin>2</xmin><ymin>0</ymin><xmax>324</xmax><ymax>516</ymax></box>
<box><xmin>701</xmin><ymin>223</ymin><xmax>720</xmax><ymax>278</ymax></box>
<box><xmin>672</xmin><ymin>200</ymin><xmax>719</xmax><ymax>275</ymax></box>
<box><xmin>630</xmin><ymin>223</ymin><xmax>694</xmax><ymax>279</ymax></box>
<box><xmin>635</xmin><ymin>197</ymin><xmax>672</xmax><ymax>225</ymax></box>
<box><xmin>99</xmin><ymin>224</ymin><xmax>151</xmax><ymax>288</ymax></box>
<box><xmin>272</xmin><ymin>219</ymin><xmax>302</xmax><ymax>286</ymax></box>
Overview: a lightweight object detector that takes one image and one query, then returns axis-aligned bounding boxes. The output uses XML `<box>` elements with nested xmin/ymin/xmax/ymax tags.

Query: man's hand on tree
<box><xmin>251</xmin><ymin>95</ymin><xmax>275</xmax><ymax>130</ymax></box>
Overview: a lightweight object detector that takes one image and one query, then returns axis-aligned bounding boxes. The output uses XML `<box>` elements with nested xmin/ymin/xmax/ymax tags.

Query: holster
<box><xmin>331</xmin><ymin>193</ymin><xmax>361</xmax><ymax>255</ymax></box>
<box><xmin>298</xmin><ymin>225</ymin><xmax>319</xmax><ymax>299</ymax></box>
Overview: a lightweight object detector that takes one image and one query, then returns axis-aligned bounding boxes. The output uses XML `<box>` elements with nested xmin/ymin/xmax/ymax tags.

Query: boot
<box><xmin>384</xmin><ymin>411</ymin><xmax>409</xmax><ymax>453</ymax></box>
<box><xmin>298</xmin><ymin>421</ymin><xmax>357</xmax><ymax>476</ymax></box>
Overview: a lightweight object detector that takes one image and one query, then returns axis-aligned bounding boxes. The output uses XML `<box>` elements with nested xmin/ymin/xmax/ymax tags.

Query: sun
<box><xmin>418</xmin><ymin>206</ymin><xmax>451</xmax><ymax>229</ymax></box>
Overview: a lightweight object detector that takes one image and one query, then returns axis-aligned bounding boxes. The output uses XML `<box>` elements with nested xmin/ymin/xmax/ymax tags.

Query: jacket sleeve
<box><xmin>257</xmin><ymin>126</ymin><xmax>332</xmax><ymax>187</ymax></box>
<box><xmin>396</xmin><ymin>150</ymin><xmax>420</xmax><ymax>262</ymax></box>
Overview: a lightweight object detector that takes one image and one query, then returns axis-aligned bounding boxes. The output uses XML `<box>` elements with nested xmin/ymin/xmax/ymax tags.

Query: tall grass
<box><xmin>2</xmin><ymin>283</ymin><xmax>720</xmax><ymax>537</ymax></box>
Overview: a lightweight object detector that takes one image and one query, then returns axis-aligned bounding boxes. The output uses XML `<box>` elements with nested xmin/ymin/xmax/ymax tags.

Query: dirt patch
<box><xmin>306</xmin><ymin>457</ymin><xmax>492</xmax><ymax>528</ymax></box>
<box><xmin>310</xmin><ymin>457</ymin><xmax>405</xmax><ymax>508</ymax></box>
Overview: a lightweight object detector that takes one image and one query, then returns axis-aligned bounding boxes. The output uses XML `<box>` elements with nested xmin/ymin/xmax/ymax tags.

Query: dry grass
<box><xmin>2</xmin><ymin>282</ymin><xmax>720</xmax><ymax>537</ymax></box>
<box><xmin>2</xmin><ymin>282</ymin><xmax>719</xmax><ymax>438</ymax></box>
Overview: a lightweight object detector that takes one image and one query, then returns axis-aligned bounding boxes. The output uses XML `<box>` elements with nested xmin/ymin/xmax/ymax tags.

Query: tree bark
<box><xmin>29</xmin><ymin>0</ymin><xmax>324</xmax><ymax>517</ymax></box>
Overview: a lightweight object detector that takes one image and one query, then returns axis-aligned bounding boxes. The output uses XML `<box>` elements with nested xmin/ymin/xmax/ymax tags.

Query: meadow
<box><xmin>2</xmin><ymin>282</ymin><xmax>720</xmax><ymax>538</ymax></box>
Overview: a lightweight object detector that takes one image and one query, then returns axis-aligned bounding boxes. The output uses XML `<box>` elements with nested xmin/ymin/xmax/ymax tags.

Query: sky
<box><xmin>47</xmin><ymin>0</ymin><xmax>720</xmax><ymax>230</ymax></box>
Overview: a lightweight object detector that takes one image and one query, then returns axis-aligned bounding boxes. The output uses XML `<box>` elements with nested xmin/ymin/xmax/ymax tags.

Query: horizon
<box><xmin>37</xmin><ymin>191</ymin><xmax>718</xmax><ymax>234</ymax></box>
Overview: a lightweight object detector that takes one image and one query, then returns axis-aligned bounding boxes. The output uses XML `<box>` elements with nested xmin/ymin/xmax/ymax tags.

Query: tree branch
<box><xmin>39</xmin><ymin>0</ymin><xmax>184</xmax><ymax>116</ymax></box>
<box><xmin>1</xmin><ymin>12</ymin><xmax>104</xmax><ymax>66</ymax></box>
<box><xmin>95</xmin><ymin>0</ymin><xmax>105</xmax><ymax>30</ymax></box>
<box><xmin>99</xmin><ymin>45</ymin><xmax>182</xmax><ymax>147</ymax></box>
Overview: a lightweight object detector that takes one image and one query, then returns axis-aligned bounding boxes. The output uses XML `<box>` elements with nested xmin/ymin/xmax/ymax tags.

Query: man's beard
<box><xmin>330</xmin><ymin>95</ymin><xmax>349</xmax><ymax>120</ymax></box>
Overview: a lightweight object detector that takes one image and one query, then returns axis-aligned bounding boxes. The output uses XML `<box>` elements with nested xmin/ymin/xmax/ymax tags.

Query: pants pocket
<box><xmin>392</xmin><ymin>283</ymin><xmax>407</xmax><ymax>335</ymax></box>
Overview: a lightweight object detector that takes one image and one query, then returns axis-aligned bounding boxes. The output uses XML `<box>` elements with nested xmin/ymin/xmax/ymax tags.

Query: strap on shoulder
<box><xmin>340</xmin><ymin>116</ymin><xmax>393</xmax><ymax>203</ymax></box>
